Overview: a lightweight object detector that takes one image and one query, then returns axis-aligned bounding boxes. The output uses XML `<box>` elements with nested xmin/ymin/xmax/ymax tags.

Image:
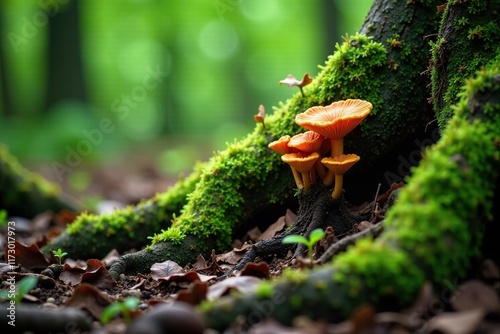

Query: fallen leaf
<box><xmin>424</xmin><ymin>309</ymin><xmax>485</xmax><ymax>334</ymax></box>
<box><xmin>157</xmin><ymin>271</ymin><xmax>216</xmax><ymax>285</ymax></box>
<box><xmin>9</xmin><ymin>241</ymin><xmax>49</xmax><ymax>270</ymax></box>
<box><xmin>257</xmin><ymin>216</ymin><xmax>286</xmax><ymax>242</ymax></box>
<box><xmin>240</xmin><ymin>262</ymin><xmax>270</xmax><ymax>279</ymax></box>
<box><xmin>192</xmin><ymin>254</ymin><xmax>208</xmax><ymax>270</ymax></box>
<box><xmin>206</xmin><ymin>276</ymin><xmax>261</xmax><ymax>301</ymax></box>
<box><xmin>217</xmin><ymin>243</ymin><xmax>252</xmax><ymax>265</ymax></box>
<box><xmin>66</xmin><ymin>283</ymin><xmax>112</xmax><ymax>319</ymax></box>
<box><xmin>452</xmin><ymin>280</ymin><xmax>500</xmax><ymax>313</ymax></box>
<box><xmin>175</xmin><ymin>281</ymin><xmax>208</xmax><ymax>306</ymax></box>
<box><xmin>151</xmin><ymin>260</ymin><xmax>184</xmax><ymax>280</ymax></box>
<box><xmin>60</xmin><ymin>259</ymin><xmax>114</xmax><ymax>289</ymax></box>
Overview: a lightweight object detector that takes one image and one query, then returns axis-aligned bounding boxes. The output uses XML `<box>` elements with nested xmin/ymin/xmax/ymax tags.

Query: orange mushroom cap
<box><xmin>321</xmin><ymin>154</ymin><xmax>360</xmax><ymax>175</ymax></box>
<box><xmin>295</xmin><ymin>99</ymin><xmax>372</xmax><ymax>139</ymax></box>
<box><xmin>281</xmin><ymin>152</ymin><xmax>320</xmax><ymax>174</ymax></box>
<box><xmin>268</xmin><ymin>135</ymin><xmax>293</xmax><ymax>155</ymax></box>
<box><xmin>288</xmin><ymin>131</ymin><xmax>325</xmax><ymax>154</ymax></box>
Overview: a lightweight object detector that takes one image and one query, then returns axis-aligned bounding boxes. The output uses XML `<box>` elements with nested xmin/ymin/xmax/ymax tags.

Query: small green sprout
<box><xmin>283</xmin><ymin>228</ymin><xmax>325</xmax><ymax>265</ymax></box>
<box><xmin>52</xmin><ymin>248</ymin><xmax>68</xmax><ymax>265</ymax></box>
<box><xmin>0</xmin><ymin>276</ymin><xmax>38</xmax><ymax>304</ymax></box>
<box><xmin>100</xmin><ymin>296</ymin><xmax>139</xmax><ymax>325</ymax></box>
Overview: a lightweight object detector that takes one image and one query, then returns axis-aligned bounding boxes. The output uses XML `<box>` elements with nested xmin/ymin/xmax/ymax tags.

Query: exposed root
<box><xmin>218</xmin><ymin>184</ymin><xmax>368</xmax><ymax>280</ymax></box>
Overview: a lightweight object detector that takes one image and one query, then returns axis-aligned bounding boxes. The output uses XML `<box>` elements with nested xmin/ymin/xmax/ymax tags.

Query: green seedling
<box><xmin>0</xmin><ymin>210</ymin><xmax>7</xmax><ymax>226</ymax></box>
<box><xmin>100</xmin><ymin>296</ymin><xmax>139</xmax><ymax>325</ymax></box>
<box><xmin>282</xmin><ymin>228</ymin><xmax>325</xmax><ymax>266</ymax></box>
<box><xmin>52</xmin><ymin>248</ymin><xmax>68</xmax><ymax>265</ymax></box>
<box><xmin>0</xmin><ymin>276</ymin><xmax>38</xmax><ymax>304</ymax></box>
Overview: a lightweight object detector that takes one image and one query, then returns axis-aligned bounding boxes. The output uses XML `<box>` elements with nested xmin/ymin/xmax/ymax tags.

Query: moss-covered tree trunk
<box><xmin>43</xmin><ymin>0</ymin><xmax>440</xmax><ymax>274</ymax></box>
<box><xmin>0</xmin><ymin>145</ymin><xmax>80</xmax><ymax>218</ymax></box>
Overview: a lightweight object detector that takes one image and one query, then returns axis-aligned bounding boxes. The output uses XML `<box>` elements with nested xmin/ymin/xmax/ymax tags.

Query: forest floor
<box><xmin>1</xmin><ymin>156</ymin><xmax>500</xmax><ymax>334</ymax></box>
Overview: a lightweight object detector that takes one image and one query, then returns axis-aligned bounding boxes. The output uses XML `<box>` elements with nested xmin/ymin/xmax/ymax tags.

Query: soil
<box><xmin>1</xmin><ymin>159</ymin><xmax>500</xmax><ymax>334</ymax></box>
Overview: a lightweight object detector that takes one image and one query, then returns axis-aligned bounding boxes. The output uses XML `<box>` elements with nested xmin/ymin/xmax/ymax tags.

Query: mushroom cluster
<box><xmin>269</xmin><ymin>99</ymin><xmax>372</xmax><ymax>199</ymax></box>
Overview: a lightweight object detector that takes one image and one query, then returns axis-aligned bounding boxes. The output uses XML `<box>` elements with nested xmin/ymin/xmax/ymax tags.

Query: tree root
<box><xmin>218</xmin><ymin>185</ymin><xmax>369</xmax><ymax>280</ymax></box>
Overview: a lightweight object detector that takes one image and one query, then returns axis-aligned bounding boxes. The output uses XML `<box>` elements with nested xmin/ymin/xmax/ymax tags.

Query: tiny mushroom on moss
<box><xmin>322</xmin><ymin>154</ymin><xmax>360</xmax><ymax>200</ymax></box>
<box><xmin>288</xmin><ymin>131</ymin><xmax>327</xmax><ymax>181</ymax></box>
<box><xmin>295</xmin><ymin>99</ymin><xmax>372</xmax><ymax>186</ymax></box>
<box><xmin>279</xmin><ymin>73</ymin><xmax>313</xmax><ymax>97</ymax></box>
<box><xmin>254</xmin><ymin>105</ymin><xmax>266</xmax><ymax>129</ymax></box>
<box><xmin>282</xmin><ymin>152</ymin><xmax>320</xmax><ymax>191</ymax></box>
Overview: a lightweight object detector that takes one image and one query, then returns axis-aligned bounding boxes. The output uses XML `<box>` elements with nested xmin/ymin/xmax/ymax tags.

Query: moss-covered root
<box><xmin>41</xmin><ymin>164</ymin><xmax>203</xmax><ymax>260</ymax></box>
<box><xmin>108</xmin><ymin>234</ymin><xmax>217</xmax><ymax>279</ymax></box>
<box><xmin>198</xmin><ymin>68</ymin><xmax>500</xmax><ymax>331</ymax></box>
<box><xmin>0</xmin><ymin>145</ymin><xmax>80</xmax><ymax>218</ymax></box>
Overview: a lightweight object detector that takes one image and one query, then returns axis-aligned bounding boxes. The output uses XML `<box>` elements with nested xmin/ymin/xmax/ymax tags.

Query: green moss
<box><xmin>432</xmin><ymin>0</ymin><xmax>500</xmax><ymax>126</ymax></box>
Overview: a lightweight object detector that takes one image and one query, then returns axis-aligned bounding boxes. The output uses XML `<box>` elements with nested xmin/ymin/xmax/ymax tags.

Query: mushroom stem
<box><xmin>332</xmin><ymin>174</ymin><xmax>343</xmax><ymax>200</ymax></box>
<box><xmin>314</xmin><ymin>160</ymin><xmax>326</xmax><ymax>179</ymax></box>
<box><xmin>301</xmin><ymin>172</ymin><xmax>311</xmax><ymax>191</ymax></box>
<box><xmin>290</xmin><ymin>166</ymin><xmax>304</xmax><ymax>190</ymax></box>
<box><xmin>324</xmin><ymin>138</ymin><xmax>344</xmax><ymax>186</ymax></box>
<box><xmin>330</xmin><ymin>138</ymin><xmax>343</xmax><ymax>157</ymax></box>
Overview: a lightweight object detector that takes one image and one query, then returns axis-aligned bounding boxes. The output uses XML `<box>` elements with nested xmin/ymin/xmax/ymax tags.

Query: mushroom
<box><xmin>268</xmin><ymin>135</ymin><xmax>293</xmax><ymax>155</ymax></box>
<box><xmin>295</xmin><ymin>99</ymin><xmax>372</xmax><ymax>186</ymax></box>
<box><xmin>268</xmin><ymin>136</ymin><xmax>303</xmax><ymax>189</ymax></box>
<box><xmin>321</xmin><ymin>154</ymin><xmax>360</xmax><ymax>200</ymax></box>
<box><xmin>281</xmin><ymin>152</ymin><xmax>320</xmax><ymax>191</ymax></box>
<box><xmin>254</xmin><ymin>105</ymin><xmax>266</xmax><ymax>129</ymax></box>
<box><xmin>288</xmin><ymin>131</ymin><xmax>327</xmax><ymax>181</ymax></box>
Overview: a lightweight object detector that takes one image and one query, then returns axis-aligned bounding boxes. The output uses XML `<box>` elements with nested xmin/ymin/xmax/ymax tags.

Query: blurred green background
<box><xmin>0</xmin><ymin>0</ymin><xmax>371</xmax><ymax>188</ymax></box>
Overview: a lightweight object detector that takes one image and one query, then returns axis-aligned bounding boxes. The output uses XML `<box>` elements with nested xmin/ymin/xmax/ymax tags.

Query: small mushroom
<box><xmin>269</xmin><ymin>136</ymin><xmax>303</xmax><ymax>189</ymax></box>
<box><xmin>321</xmin><ymin>154</ymin><xmax>360</xmax><ymax>200</ymax></box>
<box><xmin>295</xmin><ymin>99</ymin><xmax>372</xmax><ymax>185</ymax></box>
<box><xmin>254</xmin><ymin>105</ymin><xmax>266</xmax><ymax>129</ymax></box>
<box><xmin>268</xmin><ymin>135</ymin><xmax>293</xmax><ymax>155</ymax></box>
<box><xmin>282</xmin><ymin>152</ymin><xmax>320</xmax><ymax>191</ymax></box>
<box><xmin>288</xmin><ymin>131</ymin><xmax>326</xmax><ymax>180</ymax></box>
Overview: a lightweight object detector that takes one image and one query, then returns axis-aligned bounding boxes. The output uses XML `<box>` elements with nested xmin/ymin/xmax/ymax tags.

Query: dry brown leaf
<box><xmin>452</xmin><ymin>280</ymin><xmax>500</xmax><ymax>313</ymax></box>
<box><xmin>424</xmin><ymin>309</ymin><xmax>485</xmax><ymax>334</ymax></box>
<box><xmin>157</xmin><ymin>271</ymin><xmax>216</xmax><ymax>285</ymax></box>
<box><xmin>150</xmin><ymin>260</ymin><xmax>184</xmax><ymax>280</ymax></box>
<box><xmin>240</xmin><ymin>261</ymin><xmax>270</xmax><ymax>279</ymax></box>
<box><xmin>65</xmin><ymin>283</ymin><xmax>112</xmax><ymax>320</ymax></box>
<box><xmin>206</xmin><ymin>276</ymin><xmax>261</xmax><ymax>301</ymax></box>
<box><xmin>9</xmin><ymin>241</ymin><xmax>50</xmax><ymax>270</ymax></box>
<box><xmin>175</xmin><ymin>281</ymin><xmax>208</xmax><ymax>306</ymax></box>
<box><xmin>59</xmin><ymin>259</ymin><xmax>114</xmax><ymax>289</ymax></box>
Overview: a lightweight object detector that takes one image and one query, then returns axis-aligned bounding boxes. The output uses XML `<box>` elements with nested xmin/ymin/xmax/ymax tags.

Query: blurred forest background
<box><xmin>0</xmin><ymin>0</ymin><xmax>371</xmax><ymax>204</ymax></box>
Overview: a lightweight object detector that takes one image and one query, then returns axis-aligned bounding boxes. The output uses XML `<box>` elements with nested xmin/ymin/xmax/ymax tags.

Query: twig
<box><xmin>317</xmin><ymin>221</ymin><xmax>384</xmax><ymax>264</ymax></box>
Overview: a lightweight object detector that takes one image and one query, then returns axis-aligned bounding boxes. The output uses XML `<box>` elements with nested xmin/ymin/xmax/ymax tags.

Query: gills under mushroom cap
<box><xmin>281</xmin><ymin>152</ymin><xmax>320</xmax><ymax>174</ymax></box>
<box><xmin>321</xmin><ymin>154</ymin><xmax>360</xmax><ymax>175</ymax></box>
<box><xmin>295</xmin><ymin>99</ymin><xmax>372</xmax><ymax>139</ymax></box>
